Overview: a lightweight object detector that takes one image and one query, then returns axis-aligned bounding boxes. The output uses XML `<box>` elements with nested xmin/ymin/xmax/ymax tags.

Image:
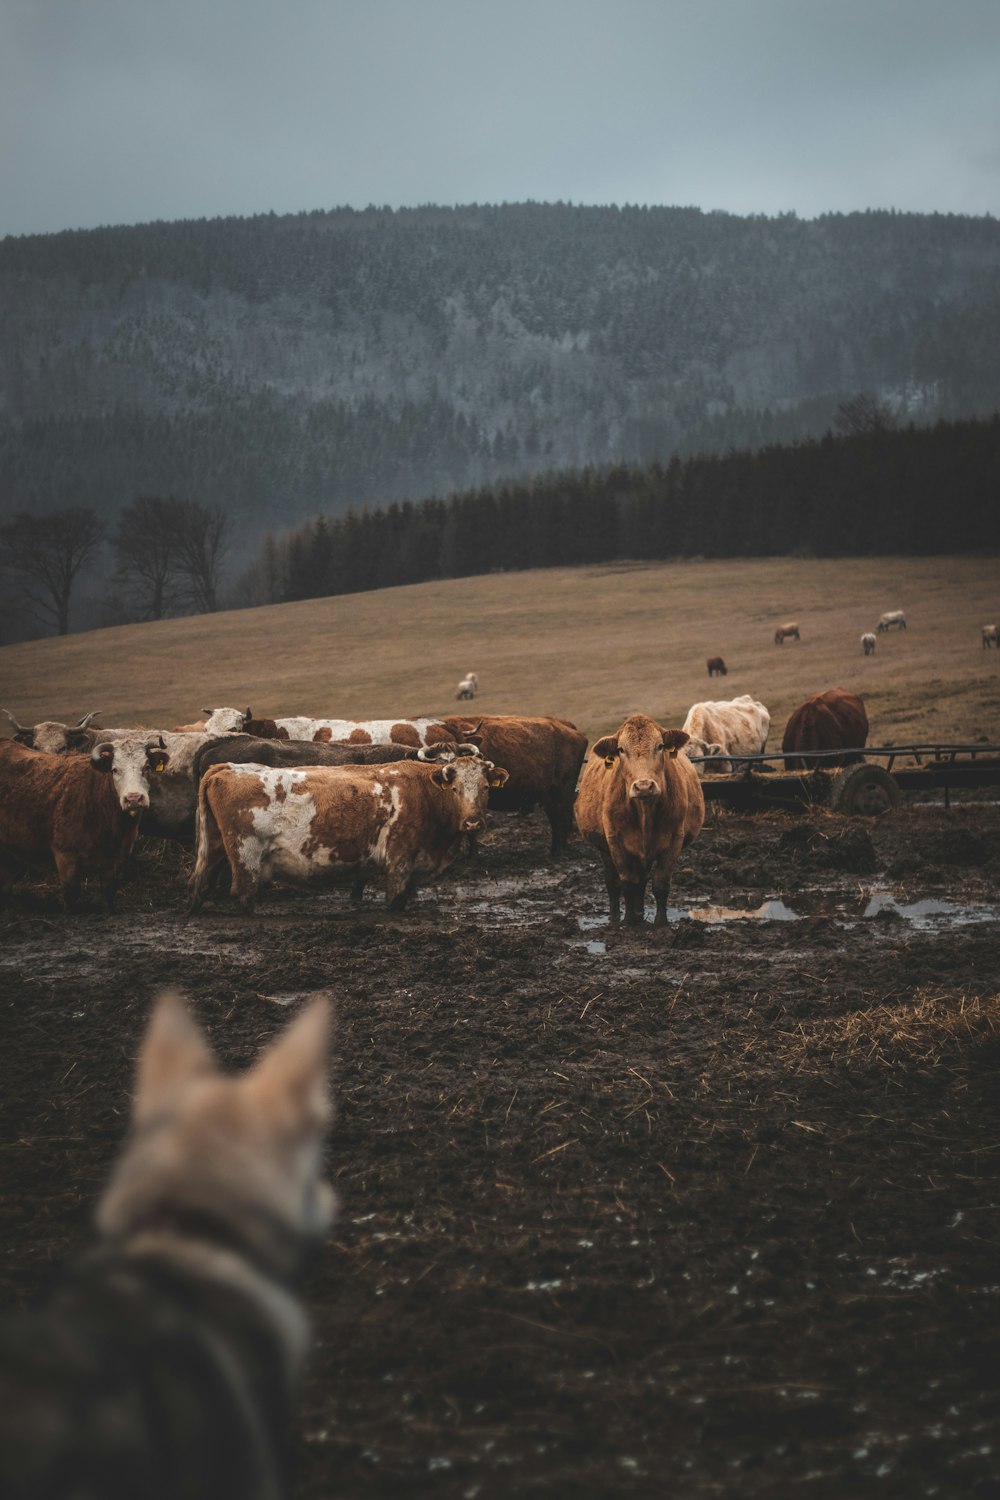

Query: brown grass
<box><xmin>1</xmin><ymin>555</ymin><xmax>997</xmax><ymax>744</ymax></box>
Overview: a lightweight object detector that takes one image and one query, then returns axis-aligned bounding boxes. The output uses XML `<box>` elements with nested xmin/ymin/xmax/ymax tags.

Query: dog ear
<box><xmin>247</xmin><ymin>995</ymin><xmax>333</xmax><ymax>1135</ymax></box>
<box><xmin>134</xmin><ymin>990</ymin><xmax>216</xmax><ymax>1122</ymax></box>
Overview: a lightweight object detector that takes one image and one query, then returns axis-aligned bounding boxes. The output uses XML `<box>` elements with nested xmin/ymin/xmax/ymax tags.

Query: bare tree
<box><xmin>0</xmin><ymin>507</ymin><xmax>105</xmax><ymax>636</ymax></box>
<box><xmin>834</xmin><ymin>392</ymin><xmax>897</xmax><ymax>437</ymax></box>
<box><xmin>113</xmin><ymin>497</ymin><xmax>182</xmax><ymax>620</ymax></box>
<box><xmin>171</xmin><ymin>500</ymin><xmax>232</xmax><ymax>614</ymax></box>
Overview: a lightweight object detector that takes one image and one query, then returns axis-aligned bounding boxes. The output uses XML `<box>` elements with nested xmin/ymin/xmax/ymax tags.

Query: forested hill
<box><xmin>3</xmin><ymin>203</ymin><xmax>1000</xmax><ymax>545</ymax></box>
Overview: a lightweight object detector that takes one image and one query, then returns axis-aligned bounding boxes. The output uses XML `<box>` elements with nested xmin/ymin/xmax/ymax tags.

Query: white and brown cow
<box><xmin>0</xmin><ymin>737</ymin><xmax>170</xmax><ymax>910</ymax></box>
<box><xmin>681</xmin><ymin>695</ymin><xmax>770</xmax><ymax>776</ymax></box>
<box><xmin>575</xmin><ymin>713</ymin><xmax>705</xmax><ymax>927</ymax></box>
<box><xmin>189</xmin><ymin>757</ymin><xmax>508</xmax><ymax>914</ymax></box>
<box><xmin>199</xmin><ymin>708</ymin><xmax>458</xmax><ymax>748</ymax></box>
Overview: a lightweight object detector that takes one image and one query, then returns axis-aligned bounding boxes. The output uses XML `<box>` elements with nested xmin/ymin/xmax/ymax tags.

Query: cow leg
<box><xmin>545</xmin><ymin>793</ymin><xmax>575</xmax><ymax>857</ymax></box>
<box><xmin>103</xmin><ymin>877</ymin><xmax>119</xmax><ymax>913</ymax></box>
<box><xmin>53</xmin><ymin>851</ymin><xmax>82</xmax><ymax>912</ymax></box>
<box><xmin>350</xmin><ymin>877</ymin><xmax>366</xmax><ymax>905</ymax></box>
<box><xmin>385</xmin><ymin>864</ymin><xmax>414</xmax><ymax>911</ymax></box>
<box><xmin>598</xmin><ymin>851</ymin><xmax>622</xmax><ymax>926</ymax></box>
<box><xmin>622</xmin><ymin>879</ymin><xmax>647</xmax><ymax>926</ymax></box>
<box><xmin>652</xmin><ymin>874</ymin><xmax>672</xmax><ymax>928</ymax></box>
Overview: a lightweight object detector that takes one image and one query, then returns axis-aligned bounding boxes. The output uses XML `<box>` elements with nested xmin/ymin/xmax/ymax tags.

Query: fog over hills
<box><xmin>3</xmin><ymin>202</ymin><xmax>1000</xmax><ymax>553</ymax></box>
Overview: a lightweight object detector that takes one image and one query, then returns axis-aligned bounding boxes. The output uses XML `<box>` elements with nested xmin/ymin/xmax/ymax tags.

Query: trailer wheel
<box><xmin>829</xmin><ymin>764</ymin><xmax>901</xmax><ymax>816</ymax></box>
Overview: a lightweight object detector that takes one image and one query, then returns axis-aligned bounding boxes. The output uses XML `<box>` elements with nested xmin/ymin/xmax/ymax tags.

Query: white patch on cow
<box><xmin>369</xmin><ymin>783</ymin><xmax>402</xmax><ymax>865</ymax></box>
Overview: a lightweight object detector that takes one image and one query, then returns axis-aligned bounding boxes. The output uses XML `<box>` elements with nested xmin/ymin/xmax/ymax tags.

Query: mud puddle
<box><xmin>577</xmin><ymin>887</ymin><xmax>996</xmax><ymax>938</ymax></box>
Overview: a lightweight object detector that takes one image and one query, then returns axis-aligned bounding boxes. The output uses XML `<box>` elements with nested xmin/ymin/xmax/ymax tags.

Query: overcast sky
<box><xmin>2</xmin><ymin>0</ymin><xmax>999</xmax><ymax>239</ymax></box>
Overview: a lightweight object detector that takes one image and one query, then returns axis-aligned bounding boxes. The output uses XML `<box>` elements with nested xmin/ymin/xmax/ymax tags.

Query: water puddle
<box><xmin>575</xmin><ymin>886</ymin><xmax>995</xmax><ymax>938</ymax></box>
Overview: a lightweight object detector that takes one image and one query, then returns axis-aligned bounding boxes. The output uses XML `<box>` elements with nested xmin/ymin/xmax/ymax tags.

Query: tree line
<box><xmin>238</xmin><ymin>412</ymin><xmax>999</xmax><ymax>607</ymax></box>
<box><xmin>2</xmin><ymin>410</ymin><xmax>995</xmax><ymax>640</ymax></box>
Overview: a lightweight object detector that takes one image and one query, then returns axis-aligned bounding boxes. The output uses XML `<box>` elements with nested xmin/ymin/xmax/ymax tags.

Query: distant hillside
<box><xmin>3</xmin><ymin>203</ymin><xmax>1000</xmax><ymax>547</ymax></box>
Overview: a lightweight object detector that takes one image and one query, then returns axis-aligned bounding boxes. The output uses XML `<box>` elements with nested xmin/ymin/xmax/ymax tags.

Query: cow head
<box><xmin>431</xmin><ymin>758</ymin><xmax>508</xmax><ymax>832</ymax></box>
<box><xmin>683</xmin><ymin>738</ymin><xmax>731</xmax><ymax>776</ymax></box>
<box><xmin>202</xmin><ymin>706</ymin><xmax>252</xmax><ymax>735</ymax></box>
<box><xmin>91</xmin><ymin>736</ymin><xmax>171</xmax><ymax>815</ymax></box>
<box><xmin>2</xmin><ymin>709</ymin><xmax>101</xmax><ymax>753</ymax></box>
<box><xmin>593</xmin><ymin>717</ymin><xmax>690</xmax><ymax>801</ymax></box>
<box><xmin>417</xmin><ymin>742</ymin><xmax>483</xmax><ymax>764</ymax></box>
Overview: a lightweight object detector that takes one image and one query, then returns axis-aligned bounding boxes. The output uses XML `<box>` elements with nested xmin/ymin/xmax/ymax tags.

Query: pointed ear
<box><xmin>134</xmin><ymin>990</ymin><xmax>216</xmax><ymax>1123</ymax></box>
<box><xmin>246</xmin><ymin>996</ymin><xmax>333</xmax><ymax>1135</ymax></box>
<box><xmin>593</xmin><ymin>736</ymin><xmax>619</xmax><ymax>760</ymax></box>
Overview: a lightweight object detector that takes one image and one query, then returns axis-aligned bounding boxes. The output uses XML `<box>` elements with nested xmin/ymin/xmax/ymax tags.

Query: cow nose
<box><xmin>122</xmin><ymin>792</ymin><xmax>147</xmax><ymax>810</ymax></box>
<box><xmin>461</xmin><ymin>817</ymin><xmax>483</xmax><ymax>832</ymax></box>
<box><xmin>629</xmin><ymin>779</ymin><xmax>659</xmax><ymax>800</ymax></box>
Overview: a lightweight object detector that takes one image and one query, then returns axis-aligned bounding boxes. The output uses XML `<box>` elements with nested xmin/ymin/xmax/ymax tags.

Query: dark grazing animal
<box><xmin>0</xmin><ymin>991</ymin><xmax>334</xmax><ymax>1500</ymax></box>
<box><xmin>193</xmin><ymin>733</ymin><xmax>427</xmax><ymax>781</ymax></box>
<box><xmin>706</xmin><ymin>656</ymin><xmax>727</xmax><ymax>677</ymax></box>
<box><xmin>781</xmin><ymin>688</ymin><xmax>869</xmax><ymax>770</ymax></box>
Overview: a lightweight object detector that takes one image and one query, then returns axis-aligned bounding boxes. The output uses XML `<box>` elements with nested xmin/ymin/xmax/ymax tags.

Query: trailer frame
<box><xmin>690</xmin><ymin>743</ymin><xmax>1000</xmax><ymax>814</ymax></box>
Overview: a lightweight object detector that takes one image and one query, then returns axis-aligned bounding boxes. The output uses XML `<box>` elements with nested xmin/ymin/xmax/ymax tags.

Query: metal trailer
<box><xmin>691</xmin><ymin>743</ymin><xmax>1000</xmax><ymax>815</ymax></box>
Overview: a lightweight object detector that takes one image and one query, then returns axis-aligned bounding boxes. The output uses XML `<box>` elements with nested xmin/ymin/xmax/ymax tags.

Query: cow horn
<box><xmin>1</xmin><ymin>708</ymin><xmax>24</xmax><ymax>732</ymax></box>
<box><xmin>76</xmin><ymin>710</ymin><xmax>102</xmax><ymax>728</ymax></box>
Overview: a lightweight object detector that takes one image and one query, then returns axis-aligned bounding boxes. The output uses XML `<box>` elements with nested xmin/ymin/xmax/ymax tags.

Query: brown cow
<box><xmin>774</xmin><ymin>622</ymin><xmax>801</xmax><ymax>645</ymax></box>
<box><xmin>575</xmin><ymin>714</ymin><xmax>705</xmax><ymax>927</ymax></box>
<box><xmin>706</xmin><ymin>656</ymin><xmax>728</xmax><ymax>677</ymax></box>
<box><xmin>190</xmin><ymin>757</ymin><xmax>508</xmax><ymax>914</ymax></box>
<box><xmin>443</xmin><ymin>714</ymin><xmax>588</xmax><ymax>855</ymax></box>
<box><xmin>0</xmin><ymin>738</ymin><xmax>169</xmax><ymax>910</ymax></box>
<box><xmin>781</xmin><ymin>689</ymin><xmax>869</xmax><ymax>771</ymax></box>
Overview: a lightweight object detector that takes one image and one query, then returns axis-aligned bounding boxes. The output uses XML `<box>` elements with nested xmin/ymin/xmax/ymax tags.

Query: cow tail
<box><xmin>192</xmin><ymin>766</ymin><xmax>224</xmax><ymax>891</ymax></box>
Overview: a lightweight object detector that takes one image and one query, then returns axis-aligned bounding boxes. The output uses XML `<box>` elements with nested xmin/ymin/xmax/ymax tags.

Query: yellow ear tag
<box><xmin>604</xmin><ymin>755</ymin><xmax>616</xmax><ymax>768</ymax></box>
<box><xmin>490</xmin><ymin>777</ymin><xmax>502</xmax><ymax>787</ymax></box>
<box><xmin>668</xmin><ymin>746</ymin><xmax>678</xmax><ymax>758</ymax></box>
<box><xmin>155</xmin><ymin>762</ymin><xmax>165</xmax><ymax>772</ymax></box>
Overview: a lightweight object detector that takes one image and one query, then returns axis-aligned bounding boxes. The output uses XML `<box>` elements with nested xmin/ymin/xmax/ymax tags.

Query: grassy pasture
<box><xmin>1</xmin><ymin>555</ymin><xmax>997</xmax><ymax>746</ymax></box>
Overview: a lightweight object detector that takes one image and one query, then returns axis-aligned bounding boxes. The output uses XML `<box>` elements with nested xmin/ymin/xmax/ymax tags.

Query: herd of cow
<box><xmin>0</xmin><ymin>684</ymin><xmax>872</xmax><ymax>927</ymax></box>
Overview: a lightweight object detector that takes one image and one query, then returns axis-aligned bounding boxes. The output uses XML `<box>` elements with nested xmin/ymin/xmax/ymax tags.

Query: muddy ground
<box><xmin>2</xmin><ymin>793</ymin><xmax>999</xmax><ymax>1500</ymax></box>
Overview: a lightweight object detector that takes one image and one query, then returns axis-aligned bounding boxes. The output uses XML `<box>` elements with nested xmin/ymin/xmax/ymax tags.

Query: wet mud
<box><xmin>2</xmin><ymin>799</ymin><xmax>999</xmax><ymax>1499</ymax></box>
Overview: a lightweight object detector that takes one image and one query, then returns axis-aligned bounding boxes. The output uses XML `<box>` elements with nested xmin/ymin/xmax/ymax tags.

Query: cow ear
<box><xmin>432</xmin><ymin>765</ymin><xmax>457</xmax><ymax>786</ymax></box>
<box><xmin>92</xmin><ymin>742</ymin><xmax>115</xmax><ymax>771</ymax></box>
<box><xmin>146</xmin><ymin>746</ymin><xmax>170</xmax><ymax>773</ymax></box>
<box><xmin>661</xmin><ymin>729</ymin><xmax>690</xmax><ymax>759</ymax></box>
<box><xmin>489</xmin><ymin>766</ymin><xmax>509</xmax><ymax>788</ymax></box>
<box><xmin>64</xmin><ymin>728</ymin><xmax>92</xmax><ymax>751</ymax></box>
<box><xmin>593</xmin><ymin>736</ymin><xmax>619</xmax><ymax>761</ymax></box>
<box><xmin>134</xmin><ymin>990</ymin><xmax>217</xmax><ymax>1124</ymax></box>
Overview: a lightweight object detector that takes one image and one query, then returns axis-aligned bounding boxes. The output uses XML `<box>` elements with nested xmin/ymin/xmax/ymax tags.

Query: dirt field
<box><xmin>2</xmin><ymin>785</ymin><xmax>999</xmax><ymax>1499</ymax></box>
<box><xmin>2</xmin><ymin>554</ymin><xmax>998</xmax><ymax>745</ymax></box>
